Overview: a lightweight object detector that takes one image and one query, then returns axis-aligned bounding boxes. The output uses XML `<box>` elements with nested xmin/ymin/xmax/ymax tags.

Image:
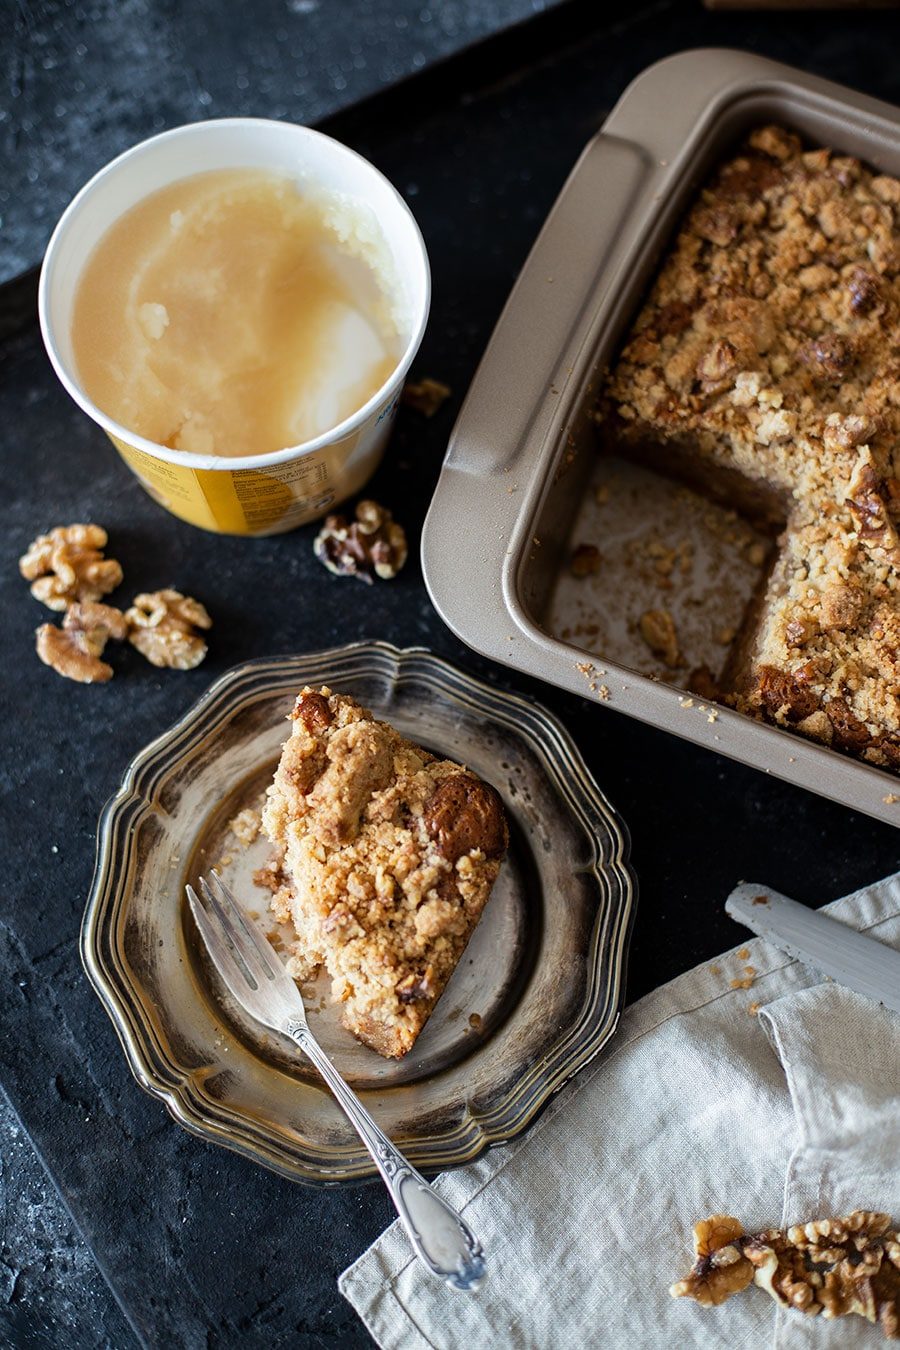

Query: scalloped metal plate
<box><xmin>82</xmin><ymin>643</ymin><xmax>635</xmax><ymax>1183</ymax></box>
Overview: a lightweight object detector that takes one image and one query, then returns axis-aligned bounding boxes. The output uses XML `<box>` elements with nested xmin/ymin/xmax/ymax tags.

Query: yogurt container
<box><xmin>39</xmin><ymin>118</ymin><xmax>430</xmax><ymax>536</ymax></box>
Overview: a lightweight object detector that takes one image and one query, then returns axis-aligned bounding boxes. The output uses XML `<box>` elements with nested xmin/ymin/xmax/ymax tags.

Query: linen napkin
<box><xmin>339</xmin><ymin>874</ymin><xmax>900</xmax><ymax>1349</ymax></box>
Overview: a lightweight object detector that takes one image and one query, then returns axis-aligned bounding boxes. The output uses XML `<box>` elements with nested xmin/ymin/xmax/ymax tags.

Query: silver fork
<box><xmin>185</xmin><ymin>872</ymin><xmax>485</xmax><ymax>1291</ymax></box>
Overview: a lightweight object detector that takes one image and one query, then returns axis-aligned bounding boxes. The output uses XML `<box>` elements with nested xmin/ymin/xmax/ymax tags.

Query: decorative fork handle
<box><xmin>286</xmin><ymin>1018</ymin><xmax>485</xmax><ymax>1291</ymax></box>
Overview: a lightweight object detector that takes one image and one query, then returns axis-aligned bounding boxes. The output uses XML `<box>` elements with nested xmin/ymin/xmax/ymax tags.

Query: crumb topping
<box><xmin>262</xmin><ymin>687</ymin><xmax>508</xmax><ymax>1058</ymax></box>
<box><xmin>602</xmin><ymin>125</ymin><xmax>900</xmax><ymax>767</ymax></box>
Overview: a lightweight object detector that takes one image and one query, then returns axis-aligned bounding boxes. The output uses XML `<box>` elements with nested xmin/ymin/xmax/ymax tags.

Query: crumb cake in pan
<box><xmin>262</xmin><ymin>687</ymin><xmax>508</xmax><ymax>1058</ymax></box>
<box><xmin>601</xmin><ymin>125</ymin><xmax>900</xmax><ymax>770</ymax></box>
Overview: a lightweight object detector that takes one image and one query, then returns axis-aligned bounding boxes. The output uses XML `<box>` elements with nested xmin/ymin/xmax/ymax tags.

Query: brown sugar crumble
<box><xmin>262</xmin><ymin>687</ymin><xmax>508</xmax><ymax>1059</ymax></box>
<box><xmin>601</xmin><ymin>125</ymin><xmax>900</xmax><ymax>773</ymax></box>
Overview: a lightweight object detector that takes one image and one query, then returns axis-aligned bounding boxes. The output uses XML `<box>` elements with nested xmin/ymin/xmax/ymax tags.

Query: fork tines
<box><xmin>186</xmin><ymin>871</ymin><xmax>282</xmax><ymax>993</ymax></box>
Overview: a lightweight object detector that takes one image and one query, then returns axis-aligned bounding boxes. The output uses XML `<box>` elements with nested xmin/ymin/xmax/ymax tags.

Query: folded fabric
<box><xmin>339</xmin><ymin>874</ymin><xmax>900</xmax><ymax>1350</ymax></box>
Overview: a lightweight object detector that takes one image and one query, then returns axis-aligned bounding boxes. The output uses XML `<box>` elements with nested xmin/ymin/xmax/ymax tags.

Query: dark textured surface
<box><xmin>2</xmin><ymin>0</ymin><xmax>556</xmax><ymax>285</ymax></box>
<box><xmin>0</xmin><ymin>1088</ymin><xmax>133</xmax><ymax>1349</ymax></box>
<box><xmin>3</xmin><ymin>1</ymin><xmax>900</xmax><ymax>1346</ymax></box>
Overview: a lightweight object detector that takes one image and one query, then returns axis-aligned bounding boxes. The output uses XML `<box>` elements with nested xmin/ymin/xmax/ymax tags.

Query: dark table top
<box><xmin>1</xmin><ymin>0</ymin><xmax>562</xmax><ymax>286</ymax></box>
<box><xmin>3</xmin><ymin>1</ymin><xmax>900</xmax><ymax>1346</ymax></box>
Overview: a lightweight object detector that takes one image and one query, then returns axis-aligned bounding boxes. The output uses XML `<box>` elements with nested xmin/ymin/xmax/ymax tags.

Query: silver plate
<box><xmin>82</xmin><ymin>642</ymin><xmax>635</xmax><ymax>1183</ymax></box>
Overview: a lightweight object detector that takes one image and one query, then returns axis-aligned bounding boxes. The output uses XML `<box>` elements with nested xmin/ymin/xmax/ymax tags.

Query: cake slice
<box><xmin>262</xmin><ymin>686</ymin><xmax>508</xmax><ymax>1058</ymax></box>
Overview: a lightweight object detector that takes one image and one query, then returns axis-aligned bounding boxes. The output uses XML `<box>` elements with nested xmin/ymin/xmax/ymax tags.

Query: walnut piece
<box><xmin>313</xmin><ymin>500</ymin><xmax>407</xmax><ymax>583</ymax></box>
<box><xmin>125</xmin><ymin>589</ymin><xmax>211</xmax><ymax>669</ymax></box>
<box><xmin>846</xmin><ymin>448</ymin><xmax>900</xmax><ymax>572</ymax></box>
<box><xmin>35</xmin><ymin>601</ymin><xmax>127</xmax><ymax>684</ymax></box>
<box><xmin>673</xmin><ymin>1210</ymin><xmax>900</xmax><ymax>1339</ymax></box>
<box><xmin>639</xmin><ymin>608</ymin><xmax>680</xmax><ymax>667</ymax></box>
<box><xmin>19</xmin><ymin>524</ymin><xmax>123</xmax><ymax>611</ymax></box>
<box><xmin>670</xmin><ymin>1216</ymin><xmax>754</xmax><ymax>1307</ymax></box>
<box><xmin>402</xmin><ymin>377</ymin><xmax>451</xmax><ymax>416</ymax></box>
<box><xmin>423</xmin><ymin>774</ymin><xmax>508</xmax><ymax>864</ymax></box>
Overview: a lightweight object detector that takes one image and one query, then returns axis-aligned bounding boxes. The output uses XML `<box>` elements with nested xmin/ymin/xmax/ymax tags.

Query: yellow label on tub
<box><xmin>106</xmin><ymin>392</ymin><xmax>398</xmax><ymax>536</ymax></box>
<box><xmin>110</xmin><ymin>435</ymin><xmax>338</xmax><ymax>535</ymax></box>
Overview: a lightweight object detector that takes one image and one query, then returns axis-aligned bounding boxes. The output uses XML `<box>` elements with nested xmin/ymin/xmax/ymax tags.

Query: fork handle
<box><xmin>286</xmin><ymin>1018</ymin><xmax>485</xmax><ymax>1291</ymax></box>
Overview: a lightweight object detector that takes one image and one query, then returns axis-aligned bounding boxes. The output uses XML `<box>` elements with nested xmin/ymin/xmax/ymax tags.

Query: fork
<box><xmin>186</xmin><ymin>872</ymin><xmax>486</xmax><ymax>1291</ymax></box>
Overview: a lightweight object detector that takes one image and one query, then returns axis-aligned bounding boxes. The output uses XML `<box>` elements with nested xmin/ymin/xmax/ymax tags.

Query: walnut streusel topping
<box><xmin>602</xmin><ymin>125</ymin><xmax>900</xmax><ymax>766</ymax></box>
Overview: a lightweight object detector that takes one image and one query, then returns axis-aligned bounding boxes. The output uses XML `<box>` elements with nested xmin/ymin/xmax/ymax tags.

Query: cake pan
<box><xmin>422</xmin><ymin>48</ymin><xmax>900</xmax><ymax>828</ymax></box>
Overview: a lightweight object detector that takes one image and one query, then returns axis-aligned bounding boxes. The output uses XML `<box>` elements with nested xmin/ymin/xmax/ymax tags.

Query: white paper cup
<box><xmin>39</xmin><ymin>119</ymin><xmax>430</xmax><ymax>536</ymax></box>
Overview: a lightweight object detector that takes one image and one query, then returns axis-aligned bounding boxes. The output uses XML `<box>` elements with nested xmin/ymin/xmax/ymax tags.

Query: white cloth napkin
<box><xmin>339</xmin><ymin>874</ymin><xmax>900</xmax><ymax>1349</ymax></box>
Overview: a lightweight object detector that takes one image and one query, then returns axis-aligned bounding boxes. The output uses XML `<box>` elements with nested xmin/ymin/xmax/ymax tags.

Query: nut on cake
<box><xmin>601</xmin><ymin>125</ymin><xmax>900</xmax><ymax>770</ymax></box>
<box><xmin>262</xmin><ymin>687</ymin><xmax>508</xmax><ymax>1058</ymax></box>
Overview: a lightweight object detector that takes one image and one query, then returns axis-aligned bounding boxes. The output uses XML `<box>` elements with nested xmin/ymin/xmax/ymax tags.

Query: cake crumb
<box><xmin>228</xmin><ymin>807</ymin><xmax>261</xmax><ymax>847</ymax></box>
<box><xmin>884</xmin><ymin>793</ymin><xmax>900</xmax><ymax>804</ymax></box>
<box><xmin>737</xmin><ymin>948</ymin><xmax>750</xmax><ymax>961</ymax></box>
<box><xmin>402</xmin><ymin>376</ymin><xmax>451</xmax><ymax>416</ymax></box>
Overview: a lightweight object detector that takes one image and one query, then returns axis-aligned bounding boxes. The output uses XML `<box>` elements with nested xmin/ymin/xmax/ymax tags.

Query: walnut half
<box><xmin>125</xmin><ymin>589</ymin><xmax>211</xmax><ymax>669</ymax></box>
<box><xmin>313</xmin><ymin>500</ymin><xmax>407</xmax><ymax>583</ymax></box>
<box><xmin>670</xmin><ymin>1216</ymin><xmax>754</xmax><ymax>1307</ymax></box>
<box><xmin>19</xmin><ymin>523</ymin><xmax>123</xmax><ymax>611</ymax></box>
<box><xmin>36</xmin><ymin>601</ymin><xmax>127</xmax><ymax>683</ymax></box>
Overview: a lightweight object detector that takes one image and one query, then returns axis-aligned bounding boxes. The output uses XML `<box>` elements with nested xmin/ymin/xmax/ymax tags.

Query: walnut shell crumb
<box><xmin>639</xmin><ymin>608</ymin><xmax>680</xmax><ymax>667</ymax></box>
<box><xmin>569</xmin><ymin>543</ymin><xmax>601</xmax><ymax>577</ymax></box>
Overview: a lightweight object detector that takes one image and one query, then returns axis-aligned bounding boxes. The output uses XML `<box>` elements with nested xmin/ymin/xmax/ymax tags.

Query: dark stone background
<box><xmin>3</xmin><ymin>1</ymin><xmax>900</xmax><ymax>1346</ymax></box>
<box><xmin>1</xmin><ymin>0</ymin><xmax>558</xmax><ymax>284</ymax></box>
